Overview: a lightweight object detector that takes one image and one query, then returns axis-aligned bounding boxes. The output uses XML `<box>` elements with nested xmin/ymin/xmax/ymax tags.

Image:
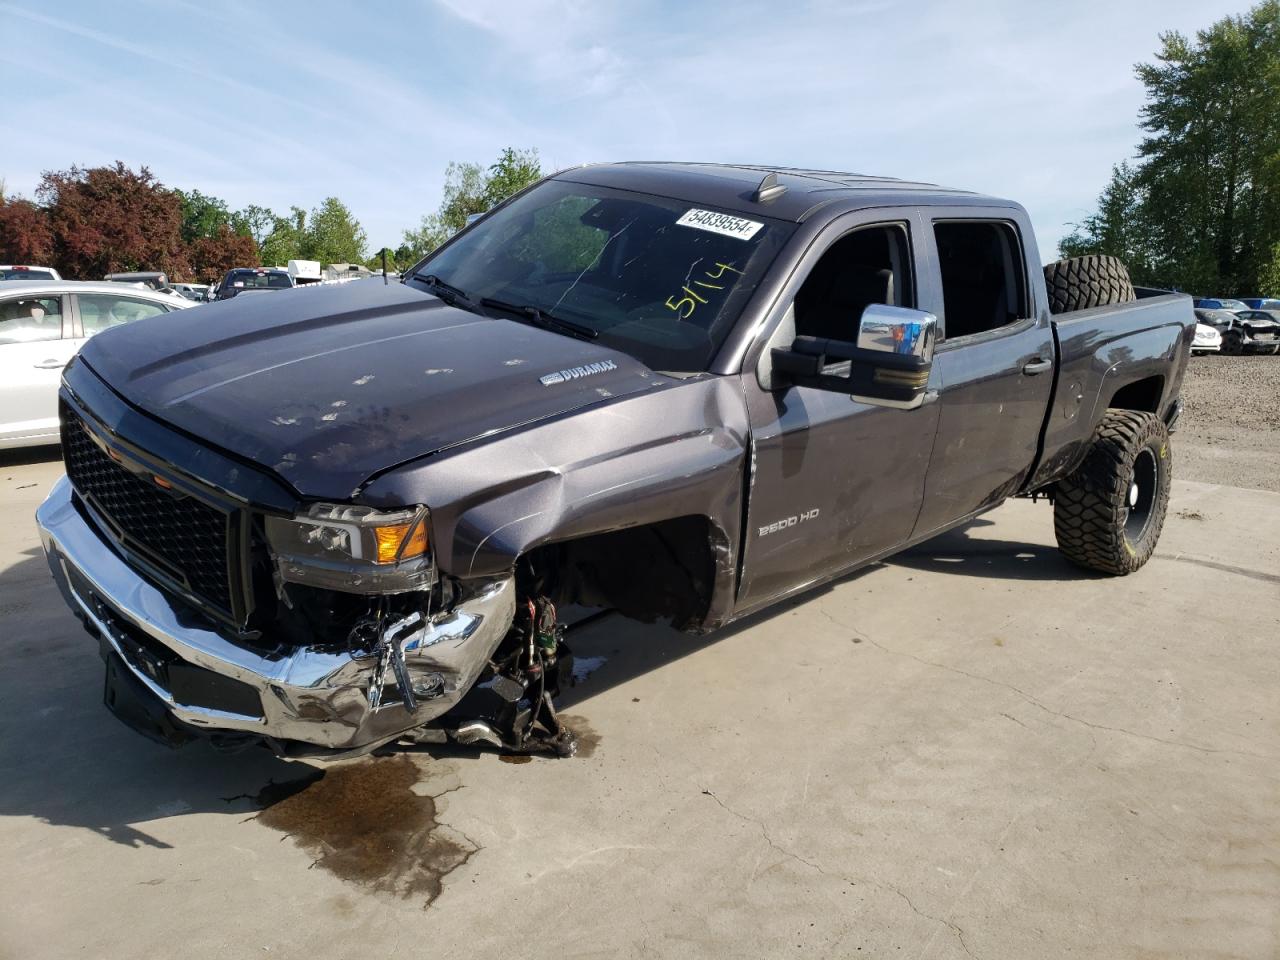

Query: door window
<box><xmin>933</xmin><ymin>221</ymin><xmax>1028</xmax><ymax>339</ymax></box>
<box><xmin>0</xmin><ymin>296</ymin><xmax>63</xmax><ymax>344</ymax></box>
<box><xmin>793</xmin><ymin>223</ymin><xmax>914</xmax><ymax>341</ymax></box>
<box><xmin>78</xmin><ymin>294</ymin><xmax>169</xmax><ymax>336</ymax></box>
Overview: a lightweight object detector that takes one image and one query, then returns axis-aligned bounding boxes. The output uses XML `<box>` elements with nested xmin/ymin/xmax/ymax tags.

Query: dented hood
<box><xmin>79</xmin><ymin>281</ymin><xmax>665</xmax><ymax>498</ymax></box>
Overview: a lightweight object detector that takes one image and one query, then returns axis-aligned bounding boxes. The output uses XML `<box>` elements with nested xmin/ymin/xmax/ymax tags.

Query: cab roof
<box><xmin>554</xmin><ymin>161</ymin><xmax>1013</xmax><ymax>222</ymax></box>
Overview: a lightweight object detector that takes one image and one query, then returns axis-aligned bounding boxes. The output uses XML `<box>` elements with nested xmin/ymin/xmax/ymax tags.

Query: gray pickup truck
<box><xmin>36</xmin><ymin>163</ymin><xmax>1195</xmax><ymax>759</ymax></box>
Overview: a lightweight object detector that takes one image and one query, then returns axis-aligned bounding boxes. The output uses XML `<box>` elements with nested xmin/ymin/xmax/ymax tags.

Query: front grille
<box><xmin>64</xmin><ymin>412</ymin><xmax>235</xmax><ymax>616</ymax></box>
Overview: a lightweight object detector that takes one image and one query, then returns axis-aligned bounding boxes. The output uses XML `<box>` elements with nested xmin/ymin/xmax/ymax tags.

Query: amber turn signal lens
<box><xmin>373</xmin><ymin>519</ymin><xmax>428</xmax><ymax>564</ymax></box>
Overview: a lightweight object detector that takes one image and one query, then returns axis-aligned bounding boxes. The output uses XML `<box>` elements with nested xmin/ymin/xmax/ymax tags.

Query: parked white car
<box><xmin>1191</xmin><ymin>322</ymin><xmax>1222</xmax><ymax>354</ymax></box>
<box><xmin>170</xmin><ymin>282</ymin><xmax>211</xmax><ymax>302</ymax></box>
<box><xmin>0</xmin><ymin>281</ymin><xmax>192</xmax><ymax>449</ymax></box>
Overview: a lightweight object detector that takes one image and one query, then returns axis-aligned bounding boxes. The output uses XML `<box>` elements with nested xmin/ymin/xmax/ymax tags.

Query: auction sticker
<box><xmin>675</xmin><ymin>208</ymin><xmax>764</xmax><ymax>241</ymax></box>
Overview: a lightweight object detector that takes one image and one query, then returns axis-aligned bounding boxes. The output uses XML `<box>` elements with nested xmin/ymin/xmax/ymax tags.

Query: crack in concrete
<box><xmin>890</xmin><ymin>886</ymin><xmax>977</xmax><ymax>959</ymax></box>
<box><xmin>701</xmin><ymin>788</ymin><xmax>826</xmax><ymax>874</ymax></box>
<box><xmin>700</xmin><ymin>787</ymin><xmax>977</xmax><ymax>958</ymax></box>
<box><xmin>822</xmin><ymin>607</ymin><xmax>1277</xmax><ymax>762</ymax></box>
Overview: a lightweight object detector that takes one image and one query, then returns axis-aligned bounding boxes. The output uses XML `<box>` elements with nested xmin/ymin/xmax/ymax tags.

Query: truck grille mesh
<box><xmin>63</xmin><ymin>413</ymin><xmax>234</xmax><ymax>614</ymax></box>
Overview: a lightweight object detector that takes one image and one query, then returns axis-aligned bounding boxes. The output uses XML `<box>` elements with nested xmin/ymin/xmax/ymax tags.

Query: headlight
<box><xmin>265</xmin><ymin>503</ymin><xmax>435</xmax><ymax>594</ymax></box>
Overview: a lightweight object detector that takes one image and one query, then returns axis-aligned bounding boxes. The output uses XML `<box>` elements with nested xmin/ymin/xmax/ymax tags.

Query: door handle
<box><xmin>1022</xmin><ymin>357</ymin><xmax>1053</xmax><ymax>375</ymax></box>
<box><xmin>34</xmin><ymin>359</ymin><xmax>66</xmax><ymax>369</ymax></box>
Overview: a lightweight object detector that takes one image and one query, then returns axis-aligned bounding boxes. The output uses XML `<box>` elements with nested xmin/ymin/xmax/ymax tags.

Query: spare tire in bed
<box><xmin>1043</xmin><ymin>255</ymin><xmax>1136</xmax><ymax>314</ymax></box>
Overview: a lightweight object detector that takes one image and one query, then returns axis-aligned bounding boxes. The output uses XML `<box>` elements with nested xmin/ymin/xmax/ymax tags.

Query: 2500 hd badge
<box><xmin>759</xmin><ymin>508</ymin><xmax>821</xmax><ymax>537</ymax></box>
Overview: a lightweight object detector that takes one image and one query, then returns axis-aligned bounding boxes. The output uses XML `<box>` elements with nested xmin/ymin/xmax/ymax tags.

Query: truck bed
<box><xmin>1027</xmin><ymin>290</ymin><xmax>1196</xmax><ymax>491</ymax></box>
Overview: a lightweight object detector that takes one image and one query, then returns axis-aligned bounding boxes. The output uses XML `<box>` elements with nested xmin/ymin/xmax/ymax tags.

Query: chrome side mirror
<box><xmin>770</xmin><ymin>304</ymin><xmax>938</xmax><ymax>409</ymax></box>
<box><xmin>855</xmin><ymin>304</ymin><xmax>936</xmax><ymax>362</ymax></box>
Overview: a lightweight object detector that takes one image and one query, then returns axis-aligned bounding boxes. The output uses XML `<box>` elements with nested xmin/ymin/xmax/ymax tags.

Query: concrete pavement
<box><xmin>1</xmin><ymin>449</ymin><xmax>1277</xmax><ymax>959</ymax></box>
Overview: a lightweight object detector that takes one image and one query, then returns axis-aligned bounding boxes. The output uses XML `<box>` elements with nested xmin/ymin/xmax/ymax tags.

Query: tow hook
<box><xmin>357</xmin><ymin>611</ymin><xmax>427</xmax><ymax>713</ymax></box>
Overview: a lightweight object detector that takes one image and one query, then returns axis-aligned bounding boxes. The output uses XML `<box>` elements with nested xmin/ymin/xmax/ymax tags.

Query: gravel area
<box><xmin>1177</xmin><ymin>354</ymin><xmax>1280</xmax><ymax>492</ymax></box>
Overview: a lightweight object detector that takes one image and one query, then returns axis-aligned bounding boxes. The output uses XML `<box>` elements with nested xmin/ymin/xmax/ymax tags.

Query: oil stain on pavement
<box><xmin>559</xmin><ymin>714</ymin><xmax>600</xmax><ymax>758</ymax></box>
<box><xmin>253</xmin><ymin>754</ymin><xmax>477</xmax><ymax>906</ymax></box>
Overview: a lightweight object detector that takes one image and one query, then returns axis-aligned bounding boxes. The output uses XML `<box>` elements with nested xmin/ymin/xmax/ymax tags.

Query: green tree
<box><xmin>1260</xmin><ymin>240</ymin><xmax>1280</xmax><ymax>294</ymax></box>
<box><xmin>1060</xmin><ymin>163</ymin><xmax>1155</xmax><ymax>279</ymax></box>
<box><xmin>230</xmin><ymin>204</ymin><xmax>276</xmax><ymax>247</ymax></box>
<box><xmin>402</xmin><ymin>147</ymin><xmax>543</xmax><ymax>261</ymax></box>
<box><xmin>1065</xmin><ymin>2</ymin><xmax>1280</xmax><ymax>294</ymax></box>
<box><xmin>302</xmin><ymin>197</ymin><xmax>366</xmax><ymax>265</ymax></box>
<box><xmin>174</xmin><ymin>188</ymin><xmax>231</xmax><ymax>243</ymax></box>
<box><xmin>482</xmin><ymin>147</ymin><xmax>544</xmax><ymax>209</ymax></box>
<box><xmin>258</xmin><ymin>206</ymin><xmax>307</xmax><ymax>267</ymax></box>
<box><xmin>364</xmin><ymin>246</ymin><xmax>402</xmax><ymax>273</ymax></box>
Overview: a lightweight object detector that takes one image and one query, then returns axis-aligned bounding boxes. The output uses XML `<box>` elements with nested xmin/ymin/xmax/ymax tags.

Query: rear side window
<box><xmin>229</xmin><ymin>271</ymin><xmax>291</xmax><ymax>289</ymax></box>
<box><xmin>933</xmin><ymin>221</ymin><xmax>1028</xmax><ymax>339</ymax></box>
<box><xmin>79</xmin><ymin>294</ymin><xmax>168</xmax><ymax>336</ymax></box>
<box><xmin>0</xmin><ymin>268</ymin><xmax>57</xmax><ymax>281</ymax></box>
<box><xmin>0</xmin><ymin>296</ymin><xmax>63</xmax><ymax>344</ymax></box>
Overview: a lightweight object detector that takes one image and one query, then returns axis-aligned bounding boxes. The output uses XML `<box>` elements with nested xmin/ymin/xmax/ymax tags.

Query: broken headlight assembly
<box><xmin>265</xmin><ymin>503</ymin><xmax>436</xmax><ymax>594</ymax></box>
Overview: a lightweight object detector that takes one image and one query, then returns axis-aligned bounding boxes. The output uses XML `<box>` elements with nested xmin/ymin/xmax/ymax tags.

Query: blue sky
<box><xmin>0</xmin><ymin>0</ymin><xmax>1246</xmax><ymax>258</ymax></box>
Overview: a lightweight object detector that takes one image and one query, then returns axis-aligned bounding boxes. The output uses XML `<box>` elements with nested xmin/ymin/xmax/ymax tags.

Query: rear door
<box><xmin>0</xmin><ymin>292</ymin><xmax>75</xmax><ymax>446</ymax></box>
<box><xmin>69</xmin><ymin>291</ymin><xmax>175</xmax><ymax>350</ymax></box>
<box><xmin>911</xmin><ymin>211</ymin><xmax>1055</xmax><ymax>537</ymax></box>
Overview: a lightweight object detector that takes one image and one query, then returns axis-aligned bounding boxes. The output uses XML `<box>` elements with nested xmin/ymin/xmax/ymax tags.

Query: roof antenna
<box><xmin>753</xmin><ymin>172</ymin><xmax>787</xmax><ymax>204</ymax></box>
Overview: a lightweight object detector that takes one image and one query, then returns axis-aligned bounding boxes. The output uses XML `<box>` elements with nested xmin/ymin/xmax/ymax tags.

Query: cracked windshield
<box><xmin>415</xmin><ymin>179</ymin><xmax>794</xmax><ymax>371</ymax></box>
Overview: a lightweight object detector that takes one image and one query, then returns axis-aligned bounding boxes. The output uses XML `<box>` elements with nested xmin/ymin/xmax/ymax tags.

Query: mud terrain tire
<box><xmin>1043</xmin><ymin>255</ymin><xmax>1137</xmax><ymax>314</ymax></box>
<box><xmin>1054</xmin><ymin>409</ymin><xmax>1170</xmax><ymax>575</ymax></box>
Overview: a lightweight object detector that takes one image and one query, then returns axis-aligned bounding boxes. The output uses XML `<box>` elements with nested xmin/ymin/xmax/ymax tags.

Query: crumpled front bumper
<box><xmin>36</xmin><ymin>475</ymin><xmax>514</xmax><ymax>754</ymax></box>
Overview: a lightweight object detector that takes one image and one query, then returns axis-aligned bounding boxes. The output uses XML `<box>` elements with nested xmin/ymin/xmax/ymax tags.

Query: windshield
<box><xmin>411</xmin><ymin>179</ymin><xmax>795</xmax><ymax>372</ymax></box>
<box><xmin>0</xmin><ymin>268</ymin><xmax>56</xmax><ymax>281</ymax></box>
<box><xmin>1218</xmin><ymin>299</ymin><xmax>1248</xmax><ymax>311</ymax></box>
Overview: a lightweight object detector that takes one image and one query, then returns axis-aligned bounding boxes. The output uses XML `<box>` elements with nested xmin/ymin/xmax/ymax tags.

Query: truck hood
<box><xmin>80</xmin><ymin>281</ymin><xmax>669</xmax><ymax>499</ymax></box>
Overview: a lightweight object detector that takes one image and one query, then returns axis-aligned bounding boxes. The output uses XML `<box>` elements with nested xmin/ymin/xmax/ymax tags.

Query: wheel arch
<box><xmin>516</xmin><ymin>515</ymin><xmax>730</xmax><ymax>633</ymax></box>
<box><xmin>1108</xmin><ymin>375</ymin><xmax>1165</xmax><ymax>414</ymax></box>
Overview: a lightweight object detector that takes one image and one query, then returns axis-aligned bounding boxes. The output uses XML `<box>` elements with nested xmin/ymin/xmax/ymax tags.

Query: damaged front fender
<box><xmin>359</xmin><ymin>376</ymin><xmax>750</xmax><ymax>630</ymax></box>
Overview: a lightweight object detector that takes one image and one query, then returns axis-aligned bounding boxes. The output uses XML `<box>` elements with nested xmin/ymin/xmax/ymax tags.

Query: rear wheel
<box><xmin>1053</xmin><ymin>410</ymin><xmax>1170</xmax><ymax>575</ymax></box>
<box><xmin>1042</xmin><ymin>255</ymin><xmax>1137</xmax><ymax>314</ymax></box>
<box><xmin>1221</xmin><ymin>330</ymin><xmax>1244</xmax><ymax>355</ymax></box>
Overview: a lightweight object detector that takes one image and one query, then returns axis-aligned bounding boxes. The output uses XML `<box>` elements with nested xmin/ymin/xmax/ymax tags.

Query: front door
<box><xmin>736</xmin><ymin>217</ymin><xmax>940</xmax><ymax>609</ymax></box>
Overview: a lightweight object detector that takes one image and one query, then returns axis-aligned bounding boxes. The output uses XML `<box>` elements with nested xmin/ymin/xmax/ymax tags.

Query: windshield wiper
<box><xmin>479</xmin><ymin>298</ymin><xmax>599</xmax><ymax>341</ymax></box>
<box><xmin>413</xmin><ymin>273</ymin><xmax>481</xmax><ymax>312</ymax></box>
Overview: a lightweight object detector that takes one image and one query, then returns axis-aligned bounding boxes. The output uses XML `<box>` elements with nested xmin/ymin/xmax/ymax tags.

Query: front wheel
<box><xmin>1053</xmin><ymin>410</ymin><xmax>1171</xmax><ymax>575</ymax></box>
<box><xmin>1221</xmin><ymin>331</ymin><xmax>1244</xmax><ymax>355</ymax></box>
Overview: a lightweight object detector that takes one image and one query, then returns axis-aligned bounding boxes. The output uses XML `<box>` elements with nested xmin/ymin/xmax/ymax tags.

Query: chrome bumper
<box><xmin>36</xmin><ymin>476</ymin><xmax>514</xmax><ymax>752</ymax></box>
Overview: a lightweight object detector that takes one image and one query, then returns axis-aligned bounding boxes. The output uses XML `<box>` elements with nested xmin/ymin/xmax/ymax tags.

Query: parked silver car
<box><xmin>0</xmin><ymin>281</ymin><xmax>193</xmax><ymax>449</ymax></box>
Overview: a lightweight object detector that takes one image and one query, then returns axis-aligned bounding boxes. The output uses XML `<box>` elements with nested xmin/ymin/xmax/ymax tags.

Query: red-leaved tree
<box><xmin>0</xmin><ymin>198</ymin><xmax>55</xmax><ymax>265</ymax></box>
<box><xmin>190</xmin><ymin>225</ymin><xmax>260</xmax><ymax>283</ymax></box>
<box><xmin>38</xmin><ymin>162</ymin><xmax>190</xmax><ymax>280</ymax></box>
